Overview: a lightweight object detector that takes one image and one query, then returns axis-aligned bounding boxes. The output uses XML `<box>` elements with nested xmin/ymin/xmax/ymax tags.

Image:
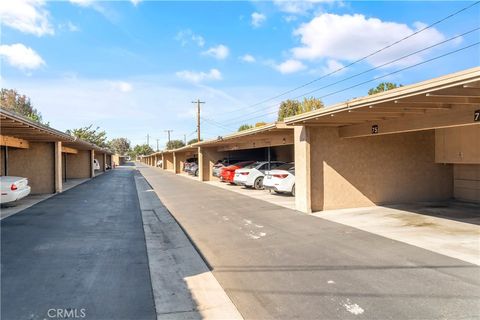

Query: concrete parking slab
<box><xmin>1</xmin><ymin>168</ymin><xmax>156</xmax><ymax>320</ymax></box>
<box><xmin>314</xmin><ymin>203</ymin><xmax>480</xmax><ymax>265</ymax></box>
<box><xmin>137</xmin><ymin>163</ymin><xmax>480</xmax><ymax>320</ymax></box>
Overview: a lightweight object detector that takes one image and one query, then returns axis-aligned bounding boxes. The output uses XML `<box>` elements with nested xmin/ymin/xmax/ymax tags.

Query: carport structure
<box><xmin>196</xmin><ymin>122</ymin><xmax>294</xmax><ymax>181</ymax></box>
<box><xmin>0</xmin><ymin>109</ymin><xmax>112</xmax><ymax>195</ymax></box>
<box><xmin>285</xmin><ymin>67</ymin><xmax>480</xmax><ymax>213</ymax></box>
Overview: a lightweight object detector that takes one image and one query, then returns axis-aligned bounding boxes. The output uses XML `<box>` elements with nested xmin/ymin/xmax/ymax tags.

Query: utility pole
<box><xmin>164</xmin><ymin>130</ymin><xmax>173</xmax><ymax>144</ymax></box>
<box><xmin>156</xmin><ymin>139</ymin><xmax>160</xmax><ymax>152</ymax></box>
<box><xmin>191</xmin><ymin>99</ymin><xmax>205</xmax><ymax>142</ymax></box>
<box><xmin>146</xmin><ymin>134</ymin><xmax>150</xmax><ymax>146</ymax></box>
<box><xmin>184</xmin><ymin>134</ymin><xmax>186</xmax><ymax>145</ymax></box>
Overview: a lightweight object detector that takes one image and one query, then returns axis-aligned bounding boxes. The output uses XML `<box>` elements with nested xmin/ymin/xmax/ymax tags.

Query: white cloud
<box><xmin>67</xmin><ymin>21</ymin><xmax>80</xmax><ymax>32</ymax></box>
<box><xmin>275</xmin><ymin>59</ymin><xmax>306</xmax><ymax>74</ymax></box>
<box><xmin>202</xmin><ymin>44</ymin><xmax>230</xmax><ymax>60</ymax></box>
<box><xmin>0</xmin><ymin>43</ymin><xmax>45</xmax><ymax>70</ymax></box>
<box><xmin>241</xmin><ymin>54</ymin><xmax>256</xmax><ymax>63</ymax></box>
<box><xmin>322</xmin><ymin>59</ymin><xmax>345</xmax><ymax>74</ymax></box>
<box><xmin>111</xmin><ymin>81</ymin><xmax>133</xmax><ymax>92</ymax></box>
<box><xmin>273</xmin><ymin>0</ymin><xmax>334</xmax><ymax>14</ymax></box>
<box><xmin>292</xmin><ymin>13</ymin><xmax>446</xmax><ymax>67</ymax></box>
<box><xmin>176</xmin><ymin>69</ymin><xmax>222</xmax><ymax>83</ymax></box>
<box><xmin>130</xmin><ymin>0</ymin><xmax>142</xmax><ymax>6</ymax></box>
<box><xmin>0</xmin><ymin>0</ymin><xmax>54</xmax><ymax>36</ymax></box>
<box><xmin>69</xmin><ymin>0</ymin><xmax>95</xmax><ymax>6</ymax></box>
<box><xmin>175</xmin><ymin>29</ymin><xmax>205</xmax><ymax>47</ymax></box>
<box><xmin>251</xmin><ymin>12</ymin><xmax>266</xmax><ymax>28</ymax></box>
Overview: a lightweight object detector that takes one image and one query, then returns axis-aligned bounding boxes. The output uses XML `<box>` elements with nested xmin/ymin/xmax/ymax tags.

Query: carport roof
<box><xmin>284</xmin><ymin>67</ymin><xmax>480</xmax><ymax>136</ymax></box>
<box><xmin>194</xmin><ymin>122</ymin><xmax>292</xmax><ymax>148</ymax></box>
<box><xmin>0</xmin><ymin>108</ymin><xmax>112</xmax><ymax>153</ymax></box>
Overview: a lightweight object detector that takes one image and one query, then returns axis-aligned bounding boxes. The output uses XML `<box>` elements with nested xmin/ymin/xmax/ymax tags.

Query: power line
<box><xmin>220</xmin><ymin>29</ymin><xmax>480</xmax><ymax>126</ymax></box>
<box><xmin>221</xmin><ymin>1</ymin><xmax>480</xmax><ymax>116</ymax></box>
<box><xmin>219</xmin><ymin>42</ymin><xmax>480</xmax><ymax>125</ymax></box>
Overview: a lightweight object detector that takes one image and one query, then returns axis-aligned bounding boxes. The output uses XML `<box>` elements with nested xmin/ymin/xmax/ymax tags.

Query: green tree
<box><xmin>0</xmin><ymin>88</ymin><xmax>47</xmax><ymax>124</ymax></box>
<box><xmin>368</xmin><ymin>82</ymin><xmax>402</xmax><ymax>95</ymax></box>
<box><xmin>255</xmin><ymin>122</ymin><xmax>267</xmax><ymax>127</ymax></box>
<box><xmin>108</xmin><ymin>138</ymin><xmax>131</xmax><ymax>155</ymax></box>
<box><xmin>166</xmin><ymin>139</ymin><xmax>185</xmax><ymax>150</ymax></box>
<box><xmin>238</xmin><ymin>124</ymin><xmax>253</xmax><ymax>131</ymax></box>
<box><xmin>277</xmin><ymin>97</ymin><xmax>323</xmax><ymax>121</ymax></box>
<box><xmin>187</xmin><ymin>138</ymin><xmax>203</xmax><ymax>145</ymax></box>
<box><xmin>131</xmin><ymin>144</ymin><xmax>154</xmax><ymax>157</ymax></box>
<box><xmin>300</xmin><ymin>97</ymin><xmax>324</xmax><ymax>113</ymax></box>
<box><xmin>277</xmin><ymin>99</ymin><xmax>301</xmax><ymax>121</ymax></box>
<box><xmin>66</xmin><ymin>125</ymin><xmax>108</xmax><ymax>147</ymax></box>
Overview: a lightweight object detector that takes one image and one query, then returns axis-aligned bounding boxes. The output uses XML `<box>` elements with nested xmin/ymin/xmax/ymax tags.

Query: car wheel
<box><xmin>291</xmin><ymin>184</ymin><xmax>295</xmax><ymax>197</ymax></box>
<box><xmin>254</xmin><ymin>177</ymin><xmax>264</xmax><ymax>190</ymax></box>
<box><xmin>274</xmin><ymin>190</ymin><xmax>282</xmax><ymax>194</ymax></box>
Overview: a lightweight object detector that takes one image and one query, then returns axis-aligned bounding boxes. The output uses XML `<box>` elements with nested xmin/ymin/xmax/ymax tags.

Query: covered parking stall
<box><xmin>172</xmin><ymin>145</ymin><xmax>198</xmax><ymax>174</ymax></box>
<box><xmin>285</xmin><ymin>67</ymin><xmax>480</xmax><ymax>213</ymax></box>
<box><xmin>196</xmin><ymin>123</ymin><xmax>294</xmax><ymax>181</ymax></box>
<box><xmin>1</xmin><ymin>109</ymin><xmax>111</xmax><ymax>195</ymax></box>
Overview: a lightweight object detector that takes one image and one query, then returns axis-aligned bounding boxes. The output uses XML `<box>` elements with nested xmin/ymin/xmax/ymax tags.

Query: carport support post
<box><xmin>198</xmin><ymin>146</ymin><xmax>221</xmax><ymax>181</ymax></box>
<box><xmin>162</xmin><ymin>153</ymin><xmax>166</xmax><ymax>170</ymax></box>
<box><xmin>294</xmin><ymin>126</ymin><xmax>312</xmax><ymax>213</ymax></box>
<box><xmin>103</xmin><ymin>153</ymin><xmax>107</xmax><ymax>172</ymax></box>
<box><xmin>54</xmin><ymin>141</ymin><xmax>63</xmax><ymax>193</ymax></box>
<box><xmin>90</xmin><ymin>150</ymin><xmax>95</xmax><ymax>178</ymax></box>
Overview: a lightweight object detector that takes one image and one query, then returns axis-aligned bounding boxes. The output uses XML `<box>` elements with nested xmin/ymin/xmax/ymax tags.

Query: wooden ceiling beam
<box><xmin>0</xmin><ymin>135</ymin><xmax>30</xmax><ymax>149</ymax></box>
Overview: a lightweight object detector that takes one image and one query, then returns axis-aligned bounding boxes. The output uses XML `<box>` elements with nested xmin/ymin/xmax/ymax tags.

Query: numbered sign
<box><xmin>371</xmin><ymin>124</ymin><xmax>379</xmax><ymax>134</ymax></box>
<box><xmin>475</xmin><ymin>110</ymin><xmax>480</xmax><ymax>122</ymax></box>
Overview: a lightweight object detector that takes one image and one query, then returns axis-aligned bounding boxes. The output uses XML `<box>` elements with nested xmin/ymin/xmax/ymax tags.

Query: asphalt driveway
<box><xmin>138</xmin><ymin>164</ymin><xmax>480</xmax><ymax>320</ymax></box>
<box><xmin>1</xmin><ymin>168</ymin><xmax>156</xmax><ymax>320</ymax></box>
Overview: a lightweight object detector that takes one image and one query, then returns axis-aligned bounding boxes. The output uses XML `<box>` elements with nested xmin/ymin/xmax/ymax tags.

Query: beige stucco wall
<box><xmin>174</xmin><ymin>152</ymin><xmax>187</xmax><ymax>173</ymax></box>
<box><xmin>8</xmin><ymin>142</ymin><xmax>55</xmax><ymax>194</ymax></box>
<box><xmin>309</xmin><ymin>128</ymin><xmax>453</xmax><ymax>211</ymax></box>
<box><xmin>163</xmin><ymin>153</ymin><xmax>174</xmax><ymax>171</ymax></box>
<box><xmin>435</xmin><ymin>125</ymin><xmax>480</xmax><ymax>164</ymax></box>
<box><xmin>0</xmin><ymin>147</ymin><xmax>5</xmax><ymax>176</ymax></box>
<box><xmin>199</xmin><ymin>147</ymin><xmax>225</xmax><ymax>181</ymax></box>
<box><xmin>66</xmin><ymin>150</ymin><xmax>91</xmax><ymax>179</ymax></box>
<box><xmin>453</xmin><ymin>164</ymin><xmax>480</xmax><ymax>203</ymax></box>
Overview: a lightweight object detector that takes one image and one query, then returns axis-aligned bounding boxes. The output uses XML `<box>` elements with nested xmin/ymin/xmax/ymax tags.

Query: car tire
<box><xmin>291</xmin><ymin>184</ymin><xmax>295</xmax><ymax>197</ymax></box>
<box><xmin>254</xmin><ymin>177</ymin><xmax>264</xmax><ymax>190</ymax></box>
<box><xmin>274</xmin><ymin>190</ymin><xmax>282</xmax><ymax>194</ymax></box>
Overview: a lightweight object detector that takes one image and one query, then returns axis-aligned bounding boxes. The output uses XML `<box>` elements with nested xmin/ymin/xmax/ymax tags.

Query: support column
<box><xmin>154</xmin><ymin>155</ymin><xmax>158</xmax><ymax>167</ymax></box>
<box><xmin>174</xmin><ymin>152</ymin><xmax>186</xmax><ymax>174</ymax></box>
<box><xmin>162</xmin><ymin>153</ymin><xmax>166</xmax><ymax>170</ymax></box>
<box><xmin>103</xmin><ymin>153</ymin><xmax>107</xmax><ymax>171</ymax></box>
<box><xmin>294</xmin><ymin>126</ymin><xmax>312</xmax><ymax>213</ymax></box>
<box><xmin>198</xmin><ymin>147</ymin><xmax>223</xmax><ymax>181</ymax></box>
<box><xmin>54</xmin><ymin>141</ymin><xmax>63</xmax><ymax>193</ymax></box>
<box><xmin>90</xmin><ymin>150</ymin><xmax>95</xmax><ymax>178</ymax></box>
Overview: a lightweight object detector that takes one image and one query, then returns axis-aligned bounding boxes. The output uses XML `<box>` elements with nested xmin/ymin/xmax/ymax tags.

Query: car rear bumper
<box><xmin>0</xmin><ymin>186</ymin><xmax>31</xmax><ymax>203</ymax></box>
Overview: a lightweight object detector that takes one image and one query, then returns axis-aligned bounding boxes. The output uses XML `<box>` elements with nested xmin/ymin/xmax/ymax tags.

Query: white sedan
<box><xmin>0</xmin><ymin>176</ymin><xmax>31</xmax><ymax>204</ymax></box>
<box><xmin>234</xmin><ymin>161</ymin><xmax>285</xmax><ymax>189</ymax></box>
<box><xmin>263</xmin><ymin>162</ymin><xmax>295</xmax><ymax>196</ymax></box>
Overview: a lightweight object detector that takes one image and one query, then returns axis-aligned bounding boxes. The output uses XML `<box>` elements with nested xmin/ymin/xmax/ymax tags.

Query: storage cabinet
<box><xmin>435</xmin><ymin>125</ymin><xmax>480</xmax><ymax>164</ymax></box>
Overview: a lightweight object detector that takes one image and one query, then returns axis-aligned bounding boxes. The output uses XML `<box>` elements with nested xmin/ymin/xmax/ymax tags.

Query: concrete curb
<box><xmin>134</xmin><ymin>170</ymin><xmax>243</xmax><ymax>320</ymax></box>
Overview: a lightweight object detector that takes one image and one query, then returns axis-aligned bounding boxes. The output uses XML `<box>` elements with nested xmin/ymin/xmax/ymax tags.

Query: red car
<box><xmin>220</xmin><ymin>161</ymin><xmax>255</xmax><ymax>184</ymax></box>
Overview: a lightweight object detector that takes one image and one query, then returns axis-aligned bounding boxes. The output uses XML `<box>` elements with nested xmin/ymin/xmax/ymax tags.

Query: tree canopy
<box><xmin>187</xmin><ymin>138</ymin><xmax>202</xmax><ymax>145</ymax></box>
<box><xmin>238</xmin><ymin>124</ymin><xmax>253</xmax><ymax>131</ymax></box>
<box><xmin>255</xmin><ymin>122</ymin><xmax>267</xmax><ymax>127</ymax></box>
<box><xmin>277</xmin><ymin>97</ymin><xmax>324</xmax><ymax>121</ymax></box>
<box><xmin>131</xmin><ymin>144</ymin><xmax>154</xmax><ymax>157</ymax></box>
<box><xmin>66</xmin><ymin>125</ymin><xmax>108</xmax><ymax>148</ymax></box>
<box><xmin>166</xmin><ymin>139</ymin><xmax>185</xmax><ymax>150</ymax></box>
<box><xmin>0</xmin><ymin>88</ymin><xmax>47</xmax><ymax>124</ymax></box>
<box><xmin>368</xmin><ymin>82</ymin><xmax>402</xmax><ymax>95</ymax></box>
<box><xmin>108</xmin><ymin>138</ymin><xmax>131</xmax><ymax>155</ymax></box>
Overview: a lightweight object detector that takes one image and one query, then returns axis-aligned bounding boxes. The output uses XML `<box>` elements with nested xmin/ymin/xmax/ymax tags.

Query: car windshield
<box><xmin>274</xmin><ymin>163</ymin><xmax>294</xmax><ymax>171</ymax></box>
<box><xmin>243</xmin><ymin>162</ymin><xmax>261</xmax><ymax>169</ymax></box>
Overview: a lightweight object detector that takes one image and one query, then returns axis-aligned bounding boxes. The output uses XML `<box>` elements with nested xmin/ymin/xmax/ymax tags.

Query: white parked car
<box><xmin>234</xmin><ymin>161</ymin><xmax>285</xmax><ymax>189</ymax></box>
<box><xmin>93</xmin><ymin>159</ymin><xmax>100</xmax><ymax>170</ymax></box>
<box><xmin>156</xmin><ymin>160</ymin><xmax>163</xmax><ymax>168</ymax></box>
<box><xmin>0</xmin><ymin>176</ymin><xmax>31</xmax><ymax>204</ymax></box>
<box><xmin>263</xmin><ymin>162</ymin><xmax>295</xmax><ymax>196</ymax></box>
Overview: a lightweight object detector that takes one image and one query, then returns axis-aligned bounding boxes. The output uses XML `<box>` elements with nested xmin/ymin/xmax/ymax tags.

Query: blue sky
<box><xmin>1</xmin><ymin>0</ymin><xmax>479</xmax><ymax>149</ymax></box>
